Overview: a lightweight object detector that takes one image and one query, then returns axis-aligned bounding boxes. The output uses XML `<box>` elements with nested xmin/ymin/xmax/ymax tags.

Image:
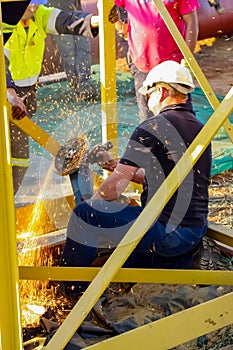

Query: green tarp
<box><xmin>33</xmin><ymin>65</ymin><xmax>233</xmax><ymax>177</ymax></box>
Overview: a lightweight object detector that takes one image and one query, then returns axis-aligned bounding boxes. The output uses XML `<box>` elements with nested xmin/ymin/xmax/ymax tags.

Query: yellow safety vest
<box><xmin>2</xmin><ymin>22</ymin><xmax>17</xmax><ymax>34</ymax></box>
<box><xmin>4</xmin><ymin>6</ymin><xmax>55</xmax><ymax>86</ymax></box>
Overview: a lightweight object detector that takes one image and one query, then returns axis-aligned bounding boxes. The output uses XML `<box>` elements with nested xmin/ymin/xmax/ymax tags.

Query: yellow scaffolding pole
<box><xmin>8</xmin><ymin>110</ymin><xmax>61</xmax><ymax>156</ymax></box>
<box><xmin>98</xmin><ymin>0</ymin><xmax>118</xmax><ymax>159</ymax></box>
<box><xmin>82</xmin><ymin>291</ymin><xmax>233</xmax><ymax>350</ymax></box>
<box><xmin>0</xmin><ymin>3</ymin><xmax>23</xmax><ymax>350</ymax></box>
<box><xmin>19</xmin><ymin>266</ymin><xmax>233</xmax><ymax>286</ymax></box>
<box><xmin>43</xmin><ymin>88</ymin><xmax>233</xmax><ymax>349</ymax></box>
<box><xmin>153</xmin><ymin>0</ymin><xmax>233</xmax><ymax>143</ymax></box>
<box><xmin>1</xmin><ymin>0</ymin><xmax>232</xmax><ymax>348</ymax></box>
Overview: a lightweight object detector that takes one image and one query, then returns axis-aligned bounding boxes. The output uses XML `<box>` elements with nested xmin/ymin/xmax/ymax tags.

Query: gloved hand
<box><xmin>79</xmin><ymin>13</ymin><xmax>97</xmax><ymax>37</ymax></box>
<box><xmin>88</xmin><ymin>142</ymin><xmax>113</xmax><ymax>166</ymax></box>
<box><xmin>65</xmin><ymin>13</ymin><xmax>98</xmax><ymax>38</ymax></box>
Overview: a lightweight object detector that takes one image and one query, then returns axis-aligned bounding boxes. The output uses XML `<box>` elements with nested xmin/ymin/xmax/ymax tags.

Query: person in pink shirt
<box><xmin>109</xmin><ymin>0</ymin><xmax>200</xmax><ymax>121</ymax></box>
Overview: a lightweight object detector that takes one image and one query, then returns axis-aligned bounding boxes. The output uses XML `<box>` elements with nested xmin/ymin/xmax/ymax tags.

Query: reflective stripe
<box><xmin>12</xmin><ymin>158</ymin><xmax>30</xmax><ymax>167</ymax></box>
<box><xmin>14</xmin><ymin>75</ymin><xmax>38</xmax><ymax>87</ymax></box>
<box><xmin>4</xmin><ymin>47</ymin><xmax>10</xmax><ymax>60</ymax></box>
<box><xmin>2</xmin><ymin>22</ymin><xmax>17</xmax><ymax>33</ymax></box>
<box><xmin>2</xmin><ymin>27</ymin><xmax>15</xmax><ymax>33</ymax></box>
<box><xmin>47</xmin><ymin>8</ymin><xmax>61</xmax><ymax>33</ymax></box>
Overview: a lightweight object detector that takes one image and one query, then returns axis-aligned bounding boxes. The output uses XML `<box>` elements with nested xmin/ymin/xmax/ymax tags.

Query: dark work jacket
<box><xmin>120</xmin><ymin>103</ymin><xmax>212</xmax><ymax>228</ymax></box>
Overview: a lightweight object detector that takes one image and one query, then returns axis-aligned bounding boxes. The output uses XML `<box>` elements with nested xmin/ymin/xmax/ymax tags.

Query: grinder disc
<box><xmin>55</xmin><ymin>134</ymin><xmax>88</xmax><ymax>176</ymax></box>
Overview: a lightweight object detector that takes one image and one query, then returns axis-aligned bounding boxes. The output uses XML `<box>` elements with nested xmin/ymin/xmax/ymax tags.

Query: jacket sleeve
<box><xmin>54</xmin><ymin>10</ymin><xmax>98</xmax><ymax>38</ymax></box>
<box><xmin>5</xmin><ymin>56</ymin><xmax>16</xmax><ymax>89</ymax></box>
<box><xmin>6</xmin><ymin>68</ymin><xmax>16</xmax><ymax>89</ymax></box>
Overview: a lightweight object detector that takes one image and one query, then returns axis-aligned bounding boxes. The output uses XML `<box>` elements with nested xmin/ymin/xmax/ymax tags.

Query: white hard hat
<box><xmin>138</xmin><ymin>60</ymin><xmax>194</xmax><ymax>95</ymax></box>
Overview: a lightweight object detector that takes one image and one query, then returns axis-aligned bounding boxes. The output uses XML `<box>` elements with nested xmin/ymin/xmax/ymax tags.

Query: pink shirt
<box><xmin>115</xmin><ymin>0</ymin><xmax>200</xmax><ymax>72</ymax></box>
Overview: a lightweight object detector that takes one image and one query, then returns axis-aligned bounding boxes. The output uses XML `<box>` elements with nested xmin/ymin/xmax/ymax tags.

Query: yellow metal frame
<box><xmin>0</xmin><ymin>0</ymin><xmax>233</xmax><ymax>349</ymax></box>
<box><xmin>78</xmin><ymin>292</ymin><xmax>233</xmax><ymax>350</ymax></box>
<box><xmin>0</xmin><ymin>3</ymin><xmax>23</xmax><ymax>350</ymax></box>
<box><xmin>98</xmin><ymin>0</ymin><xmax>118</xmax><ymax>159</ymax></box>
<box><xmin>8</xmin><ymin>111</ymin><xmax>61</xmax><ymax>156</ymax></box>
<box><xmin>41</xmin><ymin>87</ymin><xmax>233</xmax><ymax>350</ymax></box>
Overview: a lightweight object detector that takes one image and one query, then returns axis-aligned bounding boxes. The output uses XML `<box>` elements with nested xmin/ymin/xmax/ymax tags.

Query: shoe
<box><xmin>193</xmin><ymin>236</ymin><xmax>227</xmax><ymax>270</ymax></box>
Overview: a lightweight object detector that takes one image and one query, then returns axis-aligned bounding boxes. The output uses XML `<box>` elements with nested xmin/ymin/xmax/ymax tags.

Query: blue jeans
<box><xmin>54</xmin><ymin>34</ymin><xmax>96</xmax><ymax>98</ymax></box>
<box><xmin>60</xmin><ymin>200</ymin><xmax>207</xmax><ymax>295</ymax></box>
<box><xmin>62</xmin><ymin>200</ymin><xmax>207</xmax><ymax>267</ymax></box>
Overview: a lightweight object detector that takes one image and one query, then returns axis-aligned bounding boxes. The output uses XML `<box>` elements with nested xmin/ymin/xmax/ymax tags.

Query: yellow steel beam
<box><xmin>98</xmin><ymin>0</ymin><xmax>118</xmax><ymax>159</ymax></box>
<box><xmin>19</xmin><ymin>266</ymin><xmax>233</xmax><ymax>286</ymax></box>
<box><xmin>43</xmin><ymin>89</ymin><xmax>233</xmax><ymax>350</ymax></box>
<box><xmin>0</xmin><ymin>4</ymin><xmax>23</xmax><ymax>350</ymax></box>
<box><xmin>207</xmin><ymin>222</ymin><xmax>233</xmax><ymax>247</ymax></box>
<box><xmin>8</xmin><ymin>107</ymin><xmax>61</xmax><ymax>156</ymax></box>
<box><xmin>83</xmin><ymin>292</ymin><xmax>233</xmax><ymax>350</ymax></box>
<box><xmin>153</xmin><ymin>0</ymin><xmax>233</xmax><ymax>143</ymax></box>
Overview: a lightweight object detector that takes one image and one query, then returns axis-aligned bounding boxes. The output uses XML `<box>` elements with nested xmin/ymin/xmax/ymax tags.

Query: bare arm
<box><xmin>93</xmin><ymin>148</ymin><xmax>145</xmax><ymax>185</ymax></box>
<box><xmin>102</xmin><ymin>160</ymin><xmax>145</xmax><ymax>184</ymax></box>
<box><xmin>92</xmin><ymin>163</ymin><xmax>139</xmax><ymax>201</ymax></box>
<box><xmin>183</xmin><ymin>10</ymin><xmax>199</xmax><ymax>53</ymax></box>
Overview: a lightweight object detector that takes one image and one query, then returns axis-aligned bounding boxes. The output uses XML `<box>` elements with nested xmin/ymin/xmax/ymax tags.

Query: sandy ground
<box><xmin>195</xmin><ymin>35</ymin><xmax>233</xmax><ymax>96</ymax></box>
<box><xmin>195</xmin><ymin>35</ymin><xmax>233</xmax><ymax>230</ymax></box>
<box><xmin>117</xmin><ymin>35</ymin><xmax>233</xmax><ymax>97</ymax></box>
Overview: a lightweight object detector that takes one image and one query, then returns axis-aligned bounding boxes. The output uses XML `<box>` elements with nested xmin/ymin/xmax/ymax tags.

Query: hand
<box><xmin>88</xmin><ymin>144</ymin><xmax>114</xmax><ymax>166</ymax></box>
<box><xmin>115</xmin><ymin>20</ymin><xmax>128</xmax><ymax>40</ymax></box>
<box><xmin>108</xmin><ymin>5</ymin><xmax>119</xmax><ymax>23</ymax></box>
<box><xmin>7</xmin><ymin>88</ymin><xmax>27</xmax><ymax>120</ymax></box>
<box><xmin>79</xmin><ymin>14</ymin><xmax>97</xmax><ymax>37</ymax></box>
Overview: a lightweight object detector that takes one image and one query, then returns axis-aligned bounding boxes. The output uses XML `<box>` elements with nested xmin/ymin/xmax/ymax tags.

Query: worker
<box><xmin>2</xmin><ymin>1</ymin><xmax>30</xmax><ymax>120</ymax></box>
<box><xmin>3</xmin><ymin>0</ymin><xmax>99</xmax><ymax>193</ymax></box>
<box><xmin>58</xmin><ymin>60</ymin><xmax>212</xmax><ymax>297</ymax></box>
<box><xmin>46</xmin><ymin>0</ymin><xmax>98</xmax><ymax>102</ymax></box>
<box><xmin>108</xmin><ymin>0</ymin><xmax>200</xmax><ymax>122</ymax></box>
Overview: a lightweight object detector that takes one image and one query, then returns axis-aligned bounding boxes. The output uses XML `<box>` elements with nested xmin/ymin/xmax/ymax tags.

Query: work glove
<box><xmin>88</xmin><ymin>142</ymin><xmax>113</xmax><ymax>166</ymax></box>
<box><xmin>57</xmin><ymin>10</ymin><xmax>98</xmax><ymax>38</ymax></box>
<box><xmin>76</xmin><ymin>13</ymin><xmax>97</xmax><ymax>37</ymax></box>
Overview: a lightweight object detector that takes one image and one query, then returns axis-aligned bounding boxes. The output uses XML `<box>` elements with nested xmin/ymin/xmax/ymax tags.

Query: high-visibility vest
<box><xmin>4</xmin><ymin>6</ymin><xmax>58</xmax><ymax>87</ymax></box>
